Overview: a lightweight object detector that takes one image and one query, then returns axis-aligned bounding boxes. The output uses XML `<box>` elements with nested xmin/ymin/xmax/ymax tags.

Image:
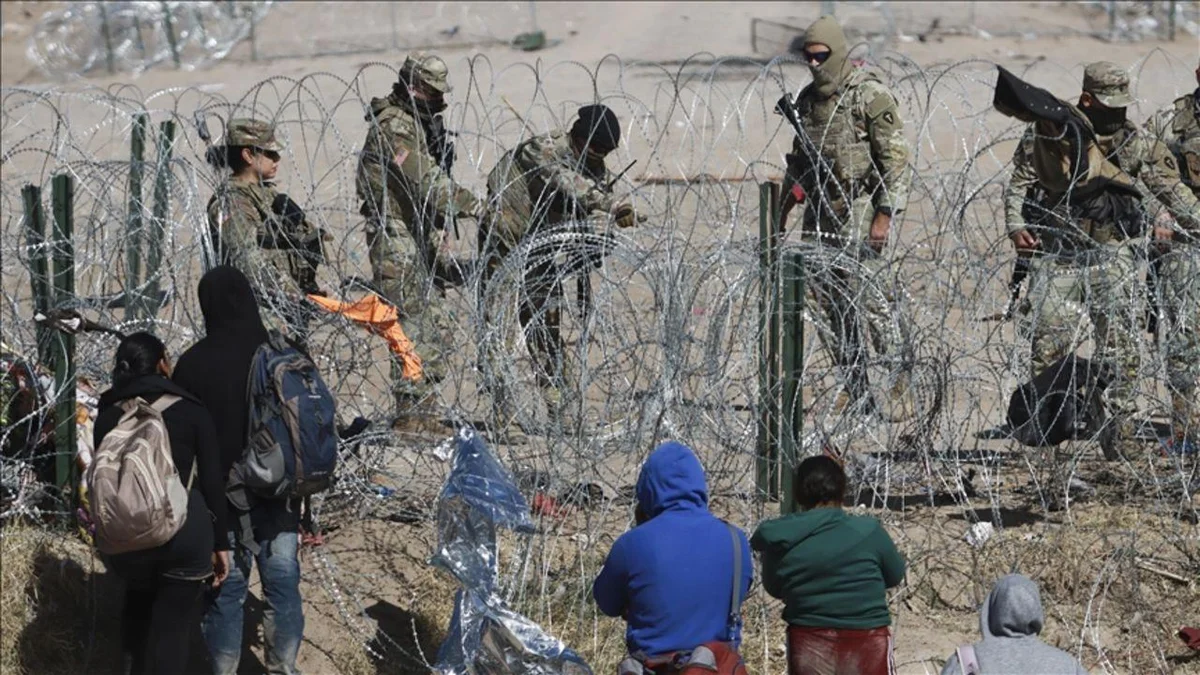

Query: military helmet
<box><xmin>222</xmin><ymin>118</ymin><xmax>284</xmax><ymax>151</ymax></box>
<box><xmin>399</xmin><ymin>52</ymin><xmax>451</xmax><ymax>94</ymax></box>
<box><xmin>1082</xmin><ymin>61</ymin><xmax>1134</xmax><ymax>108</ymax></box>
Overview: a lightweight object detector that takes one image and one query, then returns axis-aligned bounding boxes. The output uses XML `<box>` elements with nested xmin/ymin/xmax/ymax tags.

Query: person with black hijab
<box><xmin>173</xmin><ymin>265</ymin><xmax>307</xmax><ymax>675</ymax></box>
<box><xmin>94</xmin><ymin>332</ymin><xmax>230</xmax><ymax>675</ymax></box>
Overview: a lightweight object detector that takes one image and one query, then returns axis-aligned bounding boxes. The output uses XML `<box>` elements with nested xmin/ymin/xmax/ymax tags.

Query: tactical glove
<box><xmin>613</xmin><ymin>203</ymin><xmax>639</xmax><ymax>229</ymax></box>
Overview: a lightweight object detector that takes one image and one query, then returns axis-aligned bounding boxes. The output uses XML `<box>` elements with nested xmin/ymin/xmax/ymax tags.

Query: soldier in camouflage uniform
<box><xmin>776</xmin><ymin>15</ymin><xmax>913</xmax><ymax>420</ymax></box>
<box><xmin>356</xmin><ymin>52</ymin><xmax>479</xmax><ymax>430</ymax></box>
<box><xmin>479</xmin><ymin>104</ymin><xmax>639</xmax><ymax>429</ymax></box>
<box><xmin>1147</xmin><ymin>61</ymin><xmax>1200</xmax><ymax>451</ymax></box>
<box><xmin>206</xmin><ymin>119</ymin><xmax>326</xmax><ymax>342</ymax></box>
<box><xmin>1002</xmin><ymin>62</ymin><xmax>1200</xmax><ymax>459</ymax></box>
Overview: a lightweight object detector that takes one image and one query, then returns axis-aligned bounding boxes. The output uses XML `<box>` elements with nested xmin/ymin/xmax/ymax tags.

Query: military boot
<box><xmin>1098</xmin><ymin>417</ymin><xmax>1140</xmax><ymax>461</ymax></box>
<box><xmin>393</xmin><ymin>393</ymin><xmax>454</xmax><ymax>436</ymax></box>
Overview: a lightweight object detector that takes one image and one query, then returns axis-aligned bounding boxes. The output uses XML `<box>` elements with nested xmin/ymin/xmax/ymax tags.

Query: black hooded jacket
<box><xmin>173</xmin><ymin>266</ymin><xmax>270</xmax><ymax>478</ymax></box>
<box><xmin>94</xmin><ymin>374</ymin><xmax>230</xmax><ymax>550</ymax></box>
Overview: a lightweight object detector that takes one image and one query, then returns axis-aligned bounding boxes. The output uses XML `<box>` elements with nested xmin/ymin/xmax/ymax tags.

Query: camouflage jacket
<box><xmin>206</xmin><ymin>178</ymin><xmax>322</xmax><ymax>296</ymax></box>
<box><xmin>356</xmin><ymin>94</ymin><xmax>477</xmax><ymax>253</ymax></box>
<box><xmin>783</xmin><ymin>67</ymin><xmax>911</xmax><ymax>216</ymax></box>
<box><xmin>483</xmin><ymin>129</ymin><xmax>616</xmax><ymax>251</ymax></box>
<box><xmin>1004</xmin><ymin>118</ymin><xmax>1200</xmax><ymax>238</ymax></box>
<box><xmin>1150</xmin><ymin>92</ymin><xmax>1200</xmax><ymax>198</ymax></box>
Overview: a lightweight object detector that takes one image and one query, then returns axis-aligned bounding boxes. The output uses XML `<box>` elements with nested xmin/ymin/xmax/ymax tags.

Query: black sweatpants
<box><xmin>122</xmin><ymin>577</ymin><xmax>207</xmax><ymax>674</ymax></box>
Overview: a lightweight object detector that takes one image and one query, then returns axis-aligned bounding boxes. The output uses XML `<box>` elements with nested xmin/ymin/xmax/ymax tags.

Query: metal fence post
<box><xmin>50</xmin><ymin>174</ymin><xmax>76</xmax><ymax>494</ymax></box>
<box><xmin>22</xmin><ymin>185</ymin><xmax>54</xmax><ymax>370</ymax></box>
<box><xmin>99</xmin><ymin>2</ymin><xmax>116</xmax><ymax>74</ymax></box>
<box><xmin>757</xmin><ymin>181</ymin><xmax>782</xmax><ymax>503</ymax></box>
<box><xmin>126</xmin><ymin>112</ymin><xmax>148</xmax><ymax>322</ymax></box>
<box><xmin>780</xmin><ymin>251</ymin><xmax>804</xmax><ymax>514</ymax></box>
<box><xmin>161</xmin><ymin>1</ymin><xmax>182</xmax><ymax>69</ymax></box>
<box><xmin>144</xmin><ymin>119</ymin><xmax>177</xmax><ymax>320</ymax></box>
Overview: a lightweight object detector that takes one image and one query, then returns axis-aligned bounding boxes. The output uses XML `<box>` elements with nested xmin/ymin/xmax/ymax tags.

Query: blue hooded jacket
<box><xmin>592</xmin><ymin>441</ymin><xmax>753</xmax><ymax>658</ymax></box>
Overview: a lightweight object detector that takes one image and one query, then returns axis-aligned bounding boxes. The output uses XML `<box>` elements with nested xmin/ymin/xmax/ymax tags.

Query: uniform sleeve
<box><xmin>861</xmin><ymin>82</ymin><xmax>911</xmax><ymax>213</ymax></box>
<box><xmin>1130</xmin><ymin>135</ymin><xmax>1200</xmax><ymax>232</ymax></box>
<box><xmin>592</xmin><ymin>536</ymin><xmax>629</xmax><ymax>618</ymax></box>
<box><xmin>208</xmin><ymin>190</ymin><xmax>300</xmax><ymax>295</ymax></box>
<box><xmin>1003</xmin><ymin>128</ymin><xmax>1040</xmax><ymax>235</ymax></box>
<box><xmin>521</xmin><ymin>138</ymin><xmax>615</xmax><ymax>217</ymax></box>
<box><xmin>386</xmin><ymin>116</ymin><xmax>478</xmax><ymax>222</ymax></box>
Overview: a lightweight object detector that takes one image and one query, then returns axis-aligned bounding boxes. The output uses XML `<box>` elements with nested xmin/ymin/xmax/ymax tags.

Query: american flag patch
<box><xmin>394</xmin><ymin>148</ymin><xmax>409</xmax><ymax>166</ymax></box>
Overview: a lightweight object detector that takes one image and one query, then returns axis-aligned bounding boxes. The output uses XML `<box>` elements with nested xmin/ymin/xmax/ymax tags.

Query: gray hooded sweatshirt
<box><xmin>940</xmin><ymin>574</ymin><xmax>1088</xmax><ymax>675</ymax></box>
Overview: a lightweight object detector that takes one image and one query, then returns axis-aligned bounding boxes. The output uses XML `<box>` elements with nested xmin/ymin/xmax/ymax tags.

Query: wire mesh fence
<box><xmin>3</xmin><ymin>17</ymin><xmax>1199</xmax><ymax>675</ymax></box>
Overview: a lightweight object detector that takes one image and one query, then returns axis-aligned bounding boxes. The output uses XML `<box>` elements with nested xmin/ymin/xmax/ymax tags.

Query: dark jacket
<box><xmin>94</xmin><ymin>374</ymin><xmax>229</xmax><ymax>552</ymax></box>
<box><xmin>172</xmin><ymin>265</ymin><xmax>296</xmax><ymax>541</ymax></box>
<box><xmin>592</xmin><ymin>441</ymin><xmax>753</xmax><ymax>658</ymax></box>
<box><xmin>751</xmin><ymin>507</ymin><xmax>904</xmax><ymax>629</ymax></box>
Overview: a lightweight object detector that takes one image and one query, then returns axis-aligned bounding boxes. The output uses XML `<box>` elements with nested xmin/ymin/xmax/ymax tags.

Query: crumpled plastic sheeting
<box><xmin>431</xmin><ymin>428</ymin><xmax>593</xmax><ymax>675</ymax></box>
<box><xmin>28</xmin><ymin>1</ymin><xmax>272</xmax><ymax>79</ymax></box>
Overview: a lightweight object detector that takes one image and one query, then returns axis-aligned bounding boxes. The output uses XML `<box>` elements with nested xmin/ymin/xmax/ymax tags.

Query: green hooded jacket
<box><xmin>751</xmin><ymin>507</ymin><xmax>905</xmax><ymax>629</ymax></box>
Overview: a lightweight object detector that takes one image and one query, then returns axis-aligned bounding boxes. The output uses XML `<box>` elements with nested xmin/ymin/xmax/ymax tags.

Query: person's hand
<box><xmin>211</xmin><ymin>550</ymin><xmax>231</xmax><ymax>589</ymax></box>
<box><xmin>1009</xmin><ymin>228</ymin><xmax>1039</xmax><ymax>252</ymax></box>
<box><xmin>867</xmin><ymin>211</ymin><xmax>892</xmax><ymax>253</ymax></box>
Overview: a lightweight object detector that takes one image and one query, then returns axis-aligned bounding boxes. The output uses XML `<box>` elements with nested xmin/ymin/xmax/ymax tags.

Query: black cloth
<box><xmin>172</xmin><ymin>265</ymin><xmax>299</xmax><ymax>540</ymax></box>
<box><xmin>1006</xmin><ymin>355</ymin><xmax>1109</xmax><ymax>447</ymax></box>
<box><xmin>571</xmin><ymin>104</ymin><xmax>621</xmax><ymax>152</ymax></box>
<box><xmin>173</xmin><ymin>265</ymin><xmax>269</xmax><ymax>479</ymax></box>
<box><xmin>94</xmin><ymin>374</ymin><xmax>229</xmax><ymax>551</ymax></box>
<box><xmin>121</xmin><ymin>577</ymin><xmax>207</xmax><ymax>675</ymax></box>
<box><xmin>993</xmin><ymin>66</ymin><xmax>1081</xmax><ymax>131</ymax></box>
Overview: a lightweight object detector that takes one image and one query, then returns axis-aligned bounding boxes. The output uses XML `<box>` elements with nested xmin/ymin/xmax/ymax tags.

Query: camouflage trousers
<box><xmin>366</xmin><ymin>222</ymin><xmax>454</xmax><ymax>408</ymax></box>
<box><xmin>479</xmin><ymin>248</ymin><xmax>575</xmax><ymax>422</ymax></box>
<box><xmin>1155</xmin><ymin>245</ymin><xmax>1200</xmax><ymax>439</ymax></box>
<box><xmin>1020</xmin><ymin>243</ymin><xmax>1145</xmax><ymax>430</ymax></box>
<box><xmin>800</xmin><ymin>197</ymin><xmax>906</xmax><ymax>402</ymax></box>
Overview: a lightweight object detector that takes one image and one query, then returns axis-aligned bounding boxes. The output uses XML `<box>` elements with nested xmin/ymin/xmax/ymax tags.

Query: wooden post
<box><xmin>50</xmin><ymin>174</ymin><xmax>76</xmax><ymax>494</ymax></box>
<box><xmin>126</xmin><ymin>113</ymin><xmax>148</xmax><ymax>322</ymax></box>
<box><xmin>22</xmin><ymin>185</ymin><xmax>54</xmax><ymax>370</ymax></box>
<box><xmin>757</xmin><ymin>182</ymin><xmax>782</xmax><ymax>502</ymax></box>
<box><xmin>144</xmin><ymin>119</ymin><xmax>177</xmax><ymax>319</ymax></box>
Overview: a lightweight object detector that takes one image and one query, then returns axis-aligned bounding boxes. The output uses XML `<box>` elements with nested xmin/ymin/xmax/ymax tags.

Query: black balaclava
<box><xmin>1083</xmin><ymin>103</ymin><xmax>1127</xmax><ymax>136</ymax></box>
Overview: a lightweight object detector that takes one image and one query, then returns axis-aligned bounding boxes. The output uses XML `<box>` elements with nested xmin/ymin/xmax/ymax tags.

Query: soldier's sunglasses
<box><xmin>803</xmin><ymin>49</ymin><xmax>832</xmax><ymax>65</ymax></box>
<box><xmin>253</xmin><ymin>148</ymin><xmax>282</xmax><ymax>162</ymax></box>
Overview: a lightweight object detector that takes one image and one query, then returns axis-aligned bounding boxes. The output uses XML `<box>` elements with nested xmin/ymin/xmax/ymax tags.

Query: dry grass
<box><xmin>0</xmin><ymin>520</ymin><xmax>123</xmax><ymax>675</ymax></box>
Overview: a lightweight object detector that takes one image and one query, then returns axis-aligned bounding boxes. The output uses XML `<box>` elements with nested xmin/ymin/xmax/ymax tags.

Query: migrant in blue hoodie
<box><xmin>592</xmin><ymin>441</ymin><xmax>753</xmax><ymax>658</ymax></box>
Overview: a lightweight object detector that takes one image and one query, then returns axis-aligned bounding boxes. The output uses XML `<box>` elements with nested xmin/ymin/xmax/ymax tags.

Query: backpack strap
<box><xmin>955</xmin><ymin>644</ymin><xmax>981</xmax><ymax>675</ymax></box>
<box><xmin>725</xmin><ymin>521</ymin><xmax>743</xmax><ymax>641</ymax></box>
<box><xmin>150</xmin><ymin>394</ymin><xmax>182</xmax><ymax>413</ymax></box>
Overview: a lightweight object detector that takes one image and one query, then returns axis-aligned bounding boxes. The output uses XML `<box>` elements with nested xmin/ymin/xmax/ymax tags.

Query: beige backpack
<box><xmin>86</xmin><ymin>395</ymin><xmax>193</xmax><ymax>555</ymax></box>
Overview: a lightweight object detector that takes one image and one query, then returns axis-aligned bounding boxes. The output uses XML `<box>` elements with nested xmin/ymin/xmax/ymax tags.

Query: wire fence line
<box><xmin>2</xmin><ymin>48</ymin><xmax>1199</xmax><ymax>673</ymax></box>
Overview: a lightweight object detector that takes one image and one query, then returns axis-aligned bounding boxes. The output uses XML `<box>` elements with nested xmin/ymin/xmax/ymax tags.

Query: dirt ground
<box><xmin>3</xmin><ymin>1</ymin><xmax>1199</xmax><ymax>674</ymax></box>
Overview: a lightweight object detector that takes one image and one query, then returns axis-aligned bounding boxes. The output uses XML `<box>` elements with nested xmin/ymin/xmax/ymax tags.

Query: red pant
<box><xmin>786</xmin><ymin>626</ymin><xmax>894</xmax><ymax>675</ymax></box>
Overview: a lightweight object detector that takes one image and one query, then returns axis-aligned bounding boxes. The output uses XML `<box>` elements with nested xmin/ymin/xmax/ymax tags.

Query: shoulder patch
<box><xmin>866</xmin><ymin>89</ymin><xmax>897</xmax><ymax>120</ymax></box>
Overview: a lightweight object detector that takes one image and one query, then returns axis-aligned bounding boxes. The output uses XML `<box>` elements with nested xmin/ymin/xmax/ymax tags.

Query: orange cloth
<box><xmin>307</xmin><ymin>293</ymin><xmax>423</xmax><ymax>382</ymax></box>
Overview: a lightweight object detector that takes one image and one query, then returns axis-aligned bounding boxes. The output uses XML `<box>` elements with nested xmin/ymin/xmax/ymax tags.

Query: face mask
<box><xmin>1083</xmin><ymin>104</ymin><xmax>1126</xmax><ymax>135</ymax></box>
<box><xmin>803</xmin><ymin>16</ymin><xmax>852</xmax><ymax>98</ymax></box>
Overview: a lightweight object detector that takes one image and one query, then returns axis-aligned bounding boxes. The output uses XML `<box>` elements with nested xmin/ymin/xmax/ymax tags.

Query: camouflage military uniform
<box><xmin>781</xmin><ymin>16</ymin><xmax>912</xmax><ymax>415</ymax></box>
<box><xmin>480</xmin><ymin>128</ymin><xmax>617</xmax><ymax>422</ymax></box>
<box><xmin>1004</xmin><ymin>63</ymin><xmax>1200</xmax><ymax>451</ymax></box>
<box><xmin>206</xmin><ymin>119</ymin><xmax>322</xmax><ymax>340</ymax></box>
<box><xmin>1149</xmin><ymin>88</ymin><xmax>1200</xmax><ymax>442</ymax></box>
<box><xmin>355</xmin><ymin>53</ymin><xmax>478</xmax><ymax>416</ymax></box>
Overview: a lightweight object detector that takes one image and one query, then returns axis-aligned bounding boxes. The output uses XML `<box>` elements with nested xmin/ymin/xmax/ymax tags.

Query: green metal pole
<box><xmin>757</xmin><ymin>181</ymin><xmax>782</xmax><ymax>503</ymax></box>
<box><xmin>126</xmin><ymin>113</ymin><xmax>148</xmax><ymax>322</ymax></box>
<box><xmin>50</xmin><ymin>174</ymin><xmax>76</xmax><ymax>495</ymax></box>
<box><xmin>780</xmin><ymin>251</ymin><xmax>804</xmax><ymax>514</ymax></box>
<box><xmin>22</xmin><ymin>185</ymin><xmax>54</xmax><ymax>370</ymax></box>
<box><xmin>145</xmin><ymin>119</ymin><xmax>177</xmax><ymax>319</ymax></box>
<box><xmin>161</xmin><ymin>1</ymin><xmax>182</xmax><ymax>69</ymax></box>
<box><xmin>99</xmin><ymin>2</ymin><xmax>116</xmax><ymax>75</ymax></box>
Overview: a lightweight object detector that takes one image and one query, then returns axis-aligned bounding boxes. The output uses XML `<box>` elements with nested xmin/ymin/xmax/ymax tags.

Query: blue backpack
<box><xmin>230</xmin><ymin>331</ymin><xmax>337</xmax><ymax>507</ymax></box>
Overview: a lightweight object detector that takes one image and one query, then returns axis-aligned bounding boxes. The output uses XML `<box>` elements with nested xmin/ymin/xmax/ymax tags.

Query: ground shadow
<box><xmin>947</xmin><ymin>507</ymin><xmax>1045</xmax><ymax>528</ymax></box>
<box><xmin>364</xmin><ymin>600</ymin><xmax>446</xmax><ymax>675</ymax></box>
<box><xmin>16</xmin><ymin>549</ymin><xmax>124</xmax><ymax>674</ymax></box>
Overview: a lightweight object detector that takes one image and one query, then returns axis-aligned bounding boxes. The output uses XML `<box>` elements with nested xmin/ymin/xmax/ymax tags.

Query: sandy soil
<box><xmin>3</xmin><ymin>2</ymin><xmax>1199</xmax><ymax>674</ymax></box>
